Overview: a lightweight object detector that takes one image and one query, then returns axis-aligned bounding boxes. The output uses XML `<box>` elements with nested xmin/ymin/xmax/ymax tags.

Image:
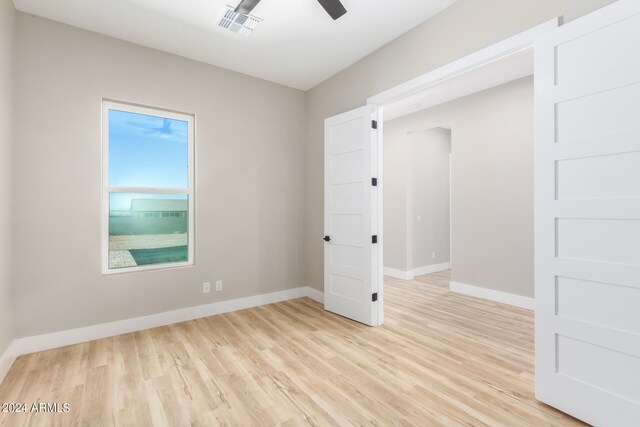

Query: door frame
<box><xmin>367</xmin><ymin>18</ymin><xmax>558</xmax><ymax>107</ymax></box>
<box><xmin>364</xmin><ymin>17</ymin><xmax>558</xmax><ymax>315</ymax></box>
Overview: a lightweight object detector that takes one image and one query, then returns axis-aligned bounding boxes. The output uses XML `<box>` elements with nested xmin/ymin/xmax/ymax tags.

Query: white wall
<box><xmin>304</xmin><ymin>0</ymin><xmax>617</xmax><ymax>295</ymax></box>
<box><xmin>410</xmin><ymin>129</ymin><xmax>451</xmax><ymax>270</ymax></box>
<box><xmin>12</xmin><ymin>14</ymin><xmax>307</xmax><ymax>338</ymax></box>
<box><xmin>382</xmin><ymin>122</ymin><xmax>410</xmax><ymax>272</ymax></box>
<box><xmin>384</xmin><ymin>127</ymin><xmax>451</xmax><ymax>273</ymax></box>
<box><xmin>0</xmin><ymin>0</ymin><xmax>15</xmax><ymax>356</ymax></box>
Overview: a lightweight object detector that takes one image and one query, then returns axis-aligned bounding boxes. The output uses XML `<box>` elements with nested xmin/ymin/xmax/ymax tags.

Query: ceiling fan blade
<box><xmin>316</xmin><ymin>0</ymin><xmax>347</xmax><ymax>20</ymax></box>
<box><xmin>235</xmin><ymin>0</ymin><xmax>261</xmax><ymax>15</ymax></box>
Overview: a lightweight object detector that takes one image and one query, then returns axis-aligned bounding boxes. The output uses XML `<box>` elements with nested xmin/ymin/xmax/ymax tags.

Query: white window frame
<box><xmin>101</xmin><ymin>100</ymin><xmax>195</xmax><ymax>275</ymax></box>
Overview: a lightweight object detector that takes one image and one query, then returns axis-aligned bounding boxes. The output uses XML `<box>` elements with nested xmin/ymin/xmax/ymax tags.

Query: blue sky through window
<box><xmin>108</xmin><ymin>109</ymin><xmax>189</xmax><ymax>211</ymax></box>
<box><xmin>109</xmin><ymin>109</ymin><xmax>188</xmax><ymax>187</ymax></box>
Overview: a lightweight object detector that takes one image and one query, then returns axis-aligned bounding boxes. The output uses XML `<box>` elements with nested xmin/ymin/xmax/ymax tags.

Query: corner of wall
<box><xmin>0</xmin><ymin>0</ymin><xmax>17</xmax><ymax>365</ymax></box>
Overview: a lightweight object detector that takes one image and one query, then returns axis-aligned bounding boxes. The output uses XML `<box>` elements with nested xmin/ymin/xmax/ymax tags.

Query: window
<box><xmin>102</xmin><ymin>101</ymin><xmax>194</xmax><ymax>273</ymax></box>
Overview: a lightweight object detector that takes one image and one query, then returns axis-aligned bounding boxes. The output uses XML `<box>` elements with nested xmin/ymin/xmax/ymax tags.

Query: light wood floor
<box><xmin>0</xmin><ymin>271</ymin><xmax>586</xmax><ymax>426</ymax></box>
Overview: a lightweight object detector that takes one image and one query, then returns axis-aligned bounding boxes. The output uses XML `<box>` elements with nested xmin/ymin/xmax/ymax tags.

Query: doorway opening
<box><xmin>324</xmin><ymin>15</ymin><xmax>558</xmax><ymax>326</ymax></box>
<box><xmin>382</xmin><ymin>127</ymin><xmax>452</xmax><ymax>283</ymax></box>
<box><xmin>368</xmin><ymin>19</ymin><xmax>556</xmax><ymax>315</ymax></box>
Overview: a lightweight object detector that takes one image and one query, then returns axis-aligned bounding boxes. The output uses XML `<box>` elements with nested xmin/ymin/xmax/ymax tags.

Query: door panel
<box><xmin>555</xmin><ymin>13</ymin><xmax>640</xmax><ymax>89</ymax></box>
<box><xmin>534</xmin><ymin>1</ymin><xmax>640</xmax><ymax>425</ymax></box>
<box><xmin>556</xmin><ymin>151</ymin><xmax>640</xmax><ymax>199</ymax></box>
<box><xmin>324</xmin><ymin>105</ymin><xmax>380</xmax><ymax>326</ymax></box>
<box><xmin>556</xmin><ymin>83</ymin><xmax>640</xmax><ymax>142</ymax></box>
<box><xmin>556</xmin><ymin>277</ymin><xmax>640</xmax><ymax>334</ymax></box>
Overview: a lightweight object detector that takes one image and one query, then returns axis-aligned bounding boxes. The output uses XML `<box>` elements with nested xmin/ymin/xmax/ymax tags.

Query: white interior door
<box><xmin>535</xmin><ymin>1</ymin><xmax>640</xmax><ymax>426</ymax></box>
<box><xmin>324</xmin><ymin>105</ymin><xmax>382</xmax><ymax>326</ymax></box>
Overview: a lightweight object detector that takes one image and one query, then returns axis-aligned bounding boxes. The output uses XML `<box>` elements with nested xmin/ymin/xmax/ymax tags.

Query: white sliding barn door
<box><xmin>535</xmin><ymin>1</ymin><xmax>640</xmax><ymax>426</ymax></box>
<box><xmin>324</xmin><ymin>105</ymin><xmax>382</xmax><ymax>326</ymax></box>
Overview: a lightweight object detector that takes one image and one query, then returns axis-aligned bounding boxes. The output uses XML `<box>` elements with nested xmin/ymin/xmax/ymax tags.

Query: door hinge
<box><xmin>372</xmin><ymin>177</ymin><xmax>378</xmax><ymax>187</ymax></box>
<box><xmin>371</xmin><ymin>120</ymin><xmax>378</xmax><ymax>129</ymax></box>
<box><xmin>372</xmin><ymin>235</ymin><xmax>378</xmax><ymax>244</ymax></box>
<box><xmin>324</xmin><ymin>236</ymin><xmax>331</xmax><ymax>242</ymax></box>
<box><xmin>372</xmin><ymin>292</ymin><xmax>378</xmax><ymax>302</ymax></box>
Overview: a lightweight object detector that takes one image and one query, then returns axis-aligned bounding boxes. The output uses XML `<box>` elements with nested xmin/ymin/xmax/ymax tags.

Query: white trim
<box><xmin>383</xmin><ymin>267</ymin><xmax>415</xmax><ymax>280</ymax></box>
<box><xmin>414</xmin><ymin>262</ymin><xmax>451</xmax><ymax>276</ymax></box>
<box><xmin>101</xmin><ymin>100</ymin><xmax>196</xmax><ymax>275</ymax></box>
<box><xmin>101</xmin><ymin>260</ymin><xmax>194</xmax><ymax>276</ymax></box>
<box><xmin>6</xmin><ymin>287</ymin><xmax>318</xmax><ymax>359</ymax></box>
<box><xmin>106</xmin><ymin>186</ymin><xmax>189</xmax><ymax>194</ymax></box>
<box><xmin>450</xmin><ymin>281</ymin><xmax>534</xmax><ymax>310</ymax></box>
<box><xmin>367</xmin><ymin>18</ymin><xmax>558</xmax><ymax>107</ymax></box>
<box><xmin>0</xmin><ymin>340</ymin><xmax>18</xmax><ymax>385</ymax></box>
<box><xmin>374</xmin><ymin>107</ymin><xmax>384</xmax><ymax>326</ymax></box>
<box><xmin>384</xmin><ymin>262</ymin><xmax>451</xmax><ymax>280</ymax></box>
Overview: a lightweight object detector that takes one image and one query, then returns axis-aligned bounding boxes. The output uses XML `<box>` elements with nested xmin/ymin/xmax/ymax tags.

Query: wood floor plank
<box><xmin>0</xmin><ymin>271</ymin><xmax>586</xmax><ymax>426</ymax></box>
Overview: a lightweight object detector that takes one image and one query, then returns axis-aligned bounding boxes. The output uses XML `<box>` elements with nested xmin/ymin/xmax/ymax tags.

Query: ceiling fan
<box><xmin>235</xmin><ymin>0</ymin><xmax>347</xmax><ymax>20</ymax></box>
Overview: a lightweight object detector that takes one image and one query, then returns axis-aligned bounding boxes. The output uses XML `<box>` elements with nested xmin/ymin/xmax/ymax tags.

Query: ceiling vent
<box><xmin>218</xmin><ymin>6</ymin><xmax>262</xmax><ymax>36</ymax></box>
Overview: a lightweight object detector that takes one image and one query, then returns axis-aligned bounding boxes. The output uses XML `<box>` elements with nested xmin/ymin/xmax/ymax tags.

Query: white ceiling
<box><xmin>13</xmin><ymin>0</ymin><xmax>458</xmax><ymax>90</ymax></box>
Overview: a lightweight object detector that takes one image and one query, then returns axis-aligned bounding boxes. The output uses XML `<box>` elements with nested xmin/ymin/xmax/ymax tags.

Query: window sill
<box><xmin>102</xmin><ymin>261</ymin><xmax>194</xmax><ymax>276</ymax></box>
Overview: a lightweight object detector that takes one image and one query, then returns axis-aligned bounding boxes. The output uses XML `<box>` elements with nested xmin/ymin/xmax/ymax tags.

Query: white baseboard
<box><xmin>449</xmin><ymin>281</ymin><xmax>534</xmax><ymax>310</ymax></box>
<box><xmin>383</xmin><ymin>267</ymin><xmax>414</xmax><ymax>280</ymax></box>
<box><xmin>1</xmin><ymin>286</ymin><xmax>321</xmax><ymax>375</ymax></box>
<box><xmin>384</xmin><ymin>262</ymin><xmax>451</xmax><ymax>280</ymax></box>
<box><xmin>0</xmin><ymin>340</ymin><xmax>18</xmax><ymax>384</ymax></box>
<box><xmin>413</xmin><ymin>262</ymin><xmax>451</xmax><ymax>276</ymax></box>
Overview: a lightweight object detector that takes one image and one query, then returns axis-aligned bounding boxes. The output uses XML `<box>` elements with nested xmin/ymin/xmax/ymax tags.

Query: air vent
<box><xmin>218</xmin><ymin>6</ymin><xmax>262</xmax><ymax>36</ymax></box>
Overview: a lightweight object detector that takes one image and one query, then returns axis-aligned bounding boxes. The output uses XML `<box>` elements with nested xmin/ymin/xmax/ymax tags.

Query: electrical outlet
<box><xmin>202</xmin><ymin>282</ymin><xmax>211</xmax><ymax>294</ymax></box>
<box><xmin>215</xmin><ymin>280</ymin><xmax>223</xmax><ymax>292</ymax></box>
<box><xmin>432</xmin><ymin>252</ymin><xmax>436</xmax><ymax>259</ymax></box>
